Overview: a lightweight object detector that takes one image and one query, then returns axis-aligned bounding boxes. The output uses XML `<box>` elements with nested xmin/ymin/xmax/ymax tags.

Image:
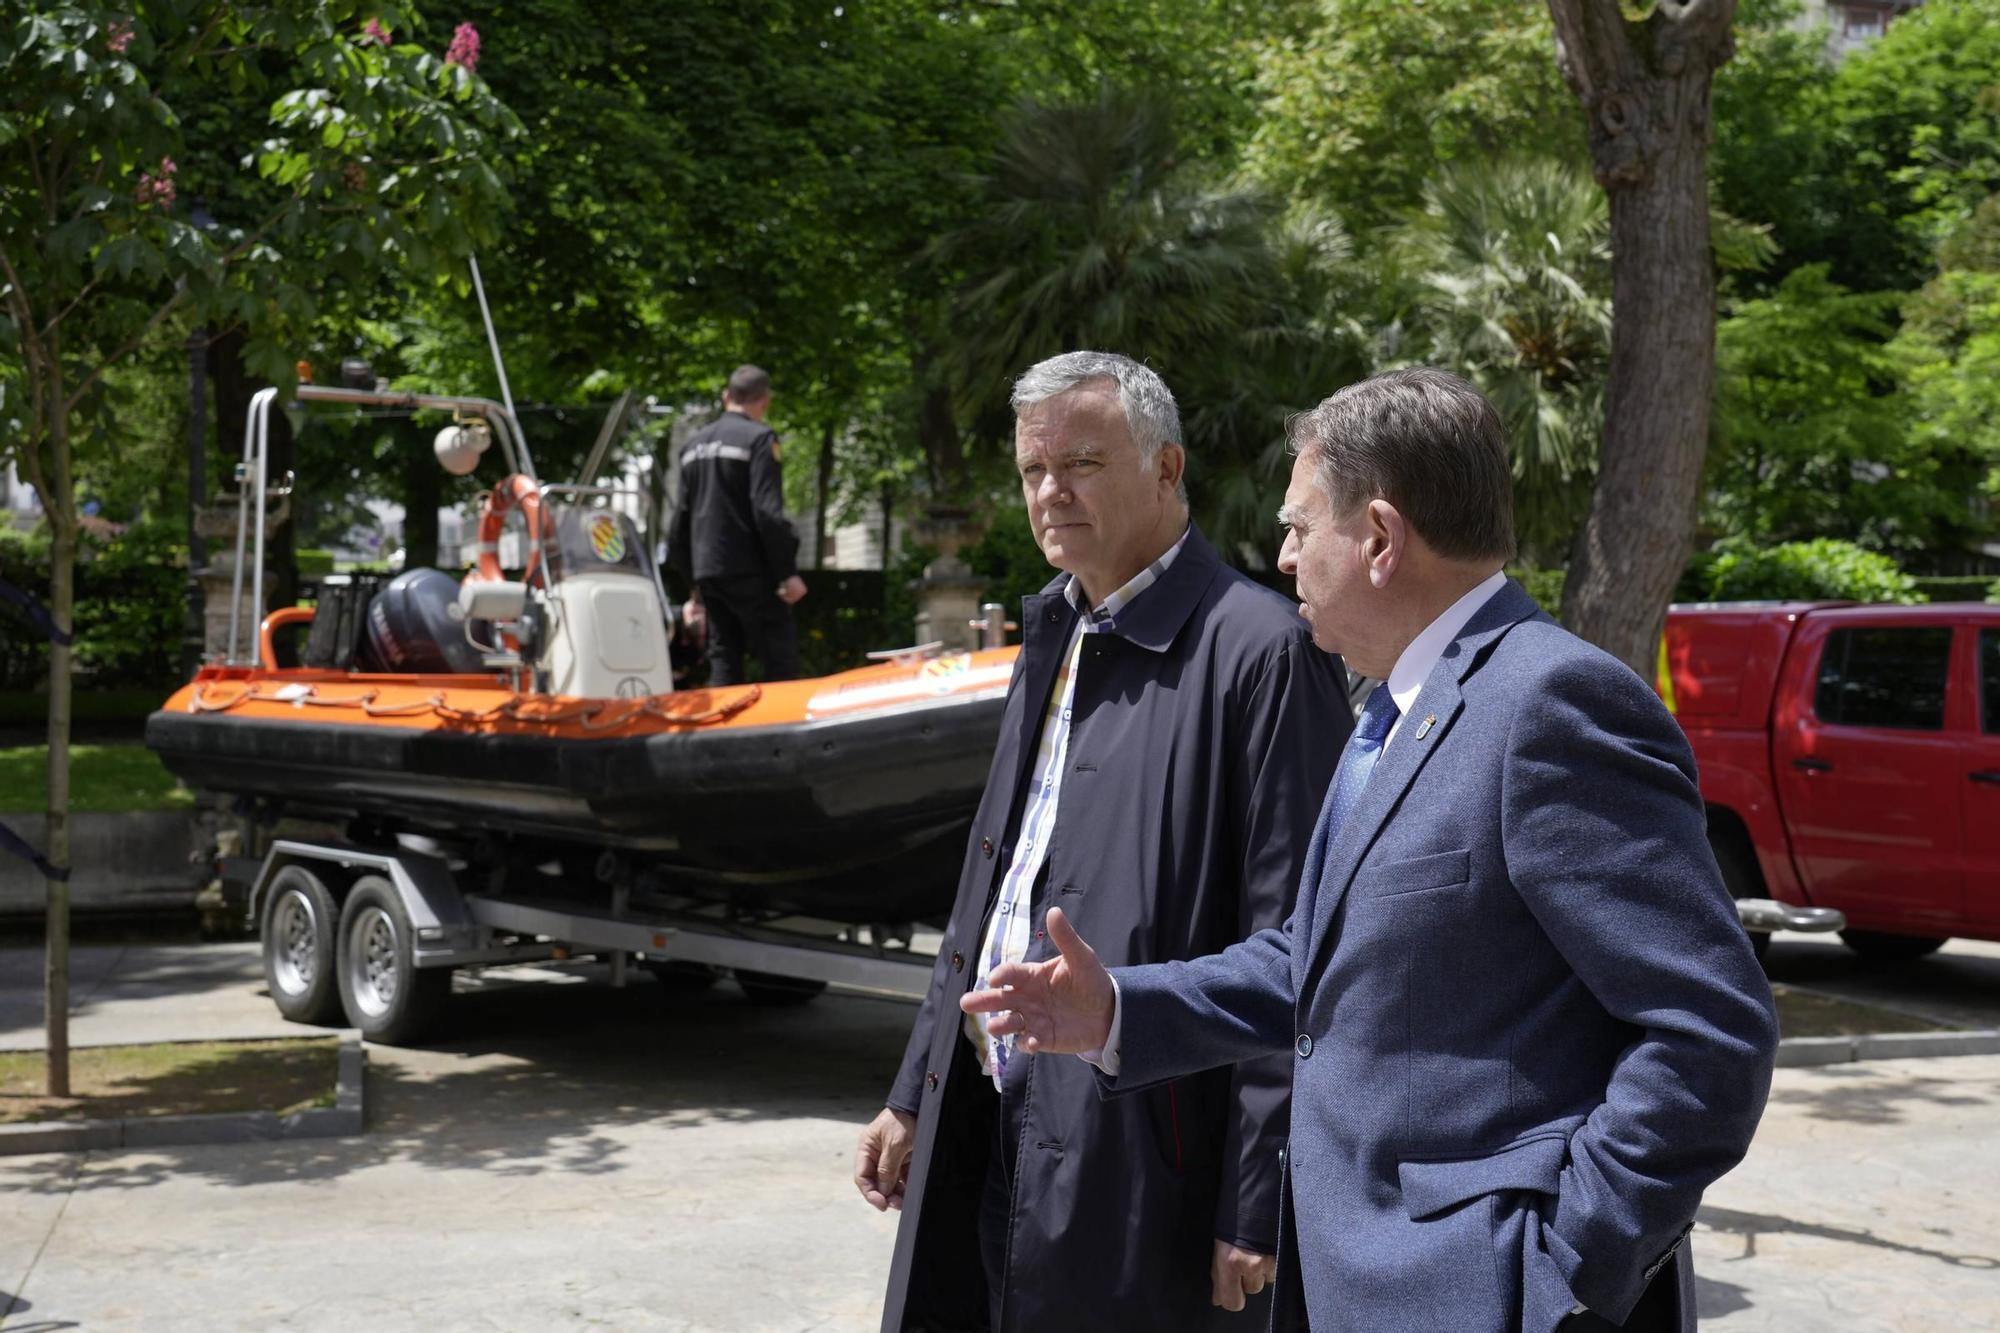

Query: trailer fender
<box><xmin>247</xmin><ymin>840</ymin><xmax>480</xmax><ymax>963</ymax></box>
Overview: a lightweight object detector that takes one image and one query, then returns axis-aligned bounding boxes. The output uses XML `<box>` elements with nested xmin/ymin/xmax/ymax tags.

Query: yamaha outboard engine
<box><xmin>366</xmin><ymin>568</ymin><xmax>487</xmax><ymax>674</ymax></box>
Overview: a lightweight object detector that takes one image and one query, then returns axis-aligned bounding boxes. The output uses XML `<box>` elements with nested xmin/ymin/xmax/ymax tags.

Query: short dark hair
<box><xmin>1287</xmin><ymin>367</ymin><xmax>1515</xmax><ymax>563</ymax></box>
<box><xmin>726</xmin><ymin>364</ymin><xmax>771</xmax><ymax>404</ymax></box>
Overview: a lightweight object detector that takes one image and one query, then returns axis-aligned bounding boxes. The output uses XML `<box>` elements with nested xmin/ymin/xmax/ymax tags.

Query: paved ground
<box><xmin>0</xmin><ymin>939</ymin><xmax>1996</xmax><ymax>1330</ymax></box>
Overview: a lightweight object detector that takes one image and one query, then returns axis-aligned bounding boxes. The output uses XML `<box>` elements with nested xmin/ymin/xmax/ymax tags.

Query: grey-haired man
<box><xmin>852</xmin><ymin>351</ymin><xmax>1349</xmax><ymax>1331</ymax></box>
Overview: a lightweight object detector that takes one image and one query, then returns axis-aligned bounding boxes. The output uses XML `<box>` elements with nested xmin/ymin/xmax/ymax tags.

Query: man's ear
<box><xmin>1156</xmin><ymin>443</ymin><xmax>1186</xmax><ymax>493</ymax></box>
<box><xmin>1366</xmin><ymin>500</ymin><xmax>1405</xmax><ymax>588</ymax></box>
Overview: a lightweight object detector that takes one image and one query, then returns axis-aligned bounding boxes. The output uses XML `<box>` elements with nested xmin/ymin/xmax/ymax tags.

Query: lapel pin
<box><xmin>1415</xmin><ymin>714</ymin><xmax>1437</xmax><ymax>741</ymax></box>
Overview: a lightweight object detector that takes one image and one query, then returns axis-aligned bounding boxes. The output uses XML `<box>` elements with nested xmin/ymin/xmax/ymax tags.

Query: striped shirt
<box><xmin>966</xmin><ymin>527</ymin><xmax>1191</xmax><ymax>1089</ymax></box>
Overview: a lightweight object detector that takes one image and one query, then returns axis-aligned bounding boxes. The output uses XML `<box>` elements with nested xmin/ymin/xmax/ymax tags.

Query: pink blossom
<box><xmin>135</xmin><ymin>156</ymin><xmax>177</xmax><ymax>208</ymax></box>
<box><xmin>444</xmin><ymin>21</ymin><xmax>480</xmax><ymax>71</ymax></box>
<box><xmin>106</xmin><ymin>20</ymin><xmax>133</xmax><ymax>54</ymax></box>
<box><xmin>363</xmin><ymin>17</ymin><xmax>390</xmax><ymax>46</ymax></box>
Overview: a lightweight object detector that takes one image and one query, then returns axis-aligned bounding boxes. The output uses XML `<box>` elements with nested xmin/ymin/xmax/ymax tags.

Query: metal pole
<box><xmin>468</xmin><ymin>254</ymin><xmax>532</xmax><ymax>481</ymax></box>
<box><xmin>183</xmin><ymin>328</ymin><xmax>208</xmax><ymax>675</ymax></box>
<box><xmin>225</xmin><ymin>396</ymin><xmax>256</xmax><ymax>663</ymax></box>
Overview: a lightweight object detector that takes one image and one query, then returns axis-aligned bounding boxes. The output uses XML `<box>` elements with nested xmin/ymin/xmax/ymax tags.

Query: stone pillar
<box><xmin>195</xmin><ymin>498</ymin><xmax>289</xmax><ymax>666</ymax></box>
<box><xmin>912</xmin><ymin>506</ymin><xmax>984</xmax><ymax>653</ymax></box>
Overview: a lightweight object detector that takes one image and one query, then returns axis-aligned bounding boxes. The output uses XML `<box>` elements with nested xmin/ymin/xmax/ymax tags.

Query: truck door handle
<box><xmin>1792</xmin><ymin>757</ymin><xmax>1833</xmax><ymax>774</ymax></box>
<box><xmin>1972</xmin><ymin>770</ymin><xmax>2000</xmax><ymax>786</ymax></box>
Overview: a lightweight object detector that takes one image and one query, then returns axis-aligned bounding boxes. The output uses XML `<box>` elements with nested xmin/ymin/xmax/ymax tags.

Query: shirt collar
<box><xmin>1385</xmin><ymin>570</ymin><xmax>1508</xmax><ymax>720</ymax></box>
<box><xmin>1062</xmin><ymin>524</ymin><xmax>1192</xmax><ymax>627</ymax></box>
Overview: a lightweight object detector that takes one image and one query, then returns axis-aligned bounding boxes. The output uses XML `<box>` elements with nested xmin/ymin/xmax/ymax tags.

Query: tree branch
<box><xmin>61</xmin><ymin>287</ymin><xmax>185</xmax><ymax>415</ymax></box>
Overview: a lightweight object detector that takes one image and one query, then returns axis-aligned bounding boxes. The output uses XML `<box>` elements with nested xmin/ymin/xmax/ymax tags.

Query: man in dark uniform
<box><xmin>666</xmin><ymin>364</ymin><xmax>807</xmax><ymax>684</ymax></box>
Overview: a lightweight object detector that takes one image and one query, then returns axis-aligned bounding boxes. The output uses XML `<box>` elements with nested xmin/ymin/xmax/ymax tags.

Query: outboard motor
<box><xmin>366</xmin><ymin>568</ymin><xmax>487</xmax><ymax>674</ymax></box>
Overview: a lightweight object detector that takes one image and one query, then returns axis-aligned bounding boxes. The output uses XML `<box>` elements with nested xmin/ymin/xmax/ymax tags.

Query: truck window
<box><xmin>1813</xmin><ymin>626</ymin><xmax>1952</xmax><ymax>730</ymax></box>
<box><xmin>1983</xmin><ymin>630</ymin><xmax>2000</xmax><ymax>734</ymax></box>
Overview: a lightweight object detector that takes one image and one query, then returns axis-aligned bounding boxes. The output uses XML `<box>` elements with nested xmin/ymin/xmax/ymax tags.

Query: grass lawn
<box><xmin>0</xmin><ymin>1038</ymin><xmax>339</xmax><ymax>1124</ymax></box>
<box><xmin>1771</xmin><ymin>983</ymin><xmax>1953</xmax><ymax>1039</ymax></box>
<box><xmin>0</xmin><ymin>743</ymin><xmax>193</xmax><ymax>813</ymax></box>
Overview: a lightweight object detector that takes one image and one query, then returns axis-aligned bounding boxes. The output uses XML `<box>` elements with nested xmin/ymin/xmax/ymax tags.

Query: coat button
<box><xmin>1295</xmin><ymin>1033</ymin><xmax>1313</xmax><ymax>1059</ymax></box>
<box><xmin>925</xmin><ymin>1071</ymin><xmax>939</xmax><ymax>1092</ymax></box>
<box><xmin>951</xmin><ymin>951</ymin><xmax>964</xmax><ymax>973</ymax></box>
<box><xmin>981</xmin><ymin>837</ymin><xmax>994</xmax><ymax>858</ymax></box>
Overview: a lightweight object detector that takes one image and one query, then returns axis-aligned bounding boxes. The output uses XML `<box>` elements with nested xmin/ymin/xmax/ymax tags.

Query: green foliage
<box><xmin>1689</xmin><ymin>538</ymin><xmax>1924</xmax><ymax>605</ymax></box>
<box><xmin>1510</xmin><ymin>565</ymin><xmax>1566</xmax><ymax>615</ymax></box>
<box><xmin>1709</xmin><ymin>264</ymin><xmax>1966</xmax><ymax>551</ymax></box>
<box><xmin>938</xmin><ymin>88</ymin><xmax>1281</xmax><ymax>439</ymax></box>
<box><xmin>963</xmin><ymin>503</ymin><xmax>1054</xmax><ymax>615</ymax></box>
<box><xmin>1892</xmin><ymin>196</ymin><xmax>2000</xmax><ymax>498</ymax></box>
<box><xmin>1382</xmin><ymin>157</ymin><xmax>1611</xmax><ymax>561</ymax></box>
<box><xmin>0</xmin><ymin>520</ymin><xmax>190</xmax><ymax>690</ymax></box>
<box><xmin>1909</xmin><ymin>575</ymin><xmax>1997</xmax><ymax>602</ymax></box>
<box><xmin>1242</xmin><ymin>1</ymin><xmax>1580</xmax><ymax>233</ymax></box>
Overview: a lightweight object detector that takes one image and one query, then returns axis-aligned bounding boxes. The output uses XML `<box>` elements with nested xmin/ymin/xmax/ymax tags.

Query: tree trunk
<box><xmin>42</xmin><ymin>365</ymin><xmax>74</xmax><ymax>1098</ymax></box>
<box><xmin>813</xmin><ymin>421</ymin><xmax>837</xmax><ymax>570</ymax></box>
<box><xmin>1549</xmin><ymin>0</ymin><xmax>1737</xmax><ymax>676</ymax></box>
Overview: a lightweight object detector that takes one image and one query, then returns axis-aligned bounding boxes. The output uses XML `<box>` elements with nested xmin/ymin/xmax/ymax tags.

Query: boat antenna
<box><xmin>468</xmin><ymin>253</ymin><xmax>532</xmax><ymax>481</ymax></box>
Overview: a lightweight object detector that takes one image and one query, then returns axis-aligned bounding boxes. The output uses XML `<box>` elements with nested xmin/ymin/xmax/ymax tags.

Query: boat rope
<box><xmin>185</xmin><ymin>680</ymin><xmax>760</xmax><ymax>731</ymax></box>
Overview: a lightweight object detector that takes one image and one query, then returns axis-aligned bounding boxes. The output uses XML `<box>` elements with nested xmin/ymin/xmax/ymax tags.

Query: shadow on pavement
<box><xmin>1692</xmin><ymin>1272</ymin><xmax>1752</xmax><ymax>1320</ymax></box>
<box><xmin>1764</xmin><ymin>1061</ymin><xmax>1997</xmax><ymax>1127</ymax></box>
<box><xmin>1697</xmin><ymin>1203</ymin><xmax>2000</xmax><ymax>1270</ymax></box>
<box><xmin>1762</xmin><ymin>937</ymin><xmax>2000</xmax><ymax>1032</ymax></box>
<box><xmin>0</xmin><ymin>973</ymin><xmax>917</xmax><ymax>1199</ymax></box>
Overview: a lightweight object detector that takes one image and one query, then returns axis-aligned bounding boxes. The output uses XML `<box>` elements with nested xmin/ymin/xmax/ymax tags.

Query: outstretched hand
<box><xmin>958</xmin><ymin>907</ymin><xmax>1115</xmax><ymax>1055</ymax></box>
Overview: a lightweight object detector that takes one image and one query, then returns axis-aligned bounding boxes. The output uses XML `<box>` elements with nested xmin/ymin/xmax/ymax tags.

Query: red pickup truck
<box><xmin>1659</xmin><ymin>601</ymin><xmax>2000</xmax><ymax>960</ymax></box>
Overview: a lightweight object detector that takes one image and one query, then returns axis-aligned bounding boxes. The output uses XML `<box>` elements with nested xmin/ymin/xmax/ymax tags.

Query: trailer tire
<box><xmin>337</xmin><ymin>875</ymin><xmax>451</xmax><ymax>1044</ymax></box>
<box><xmin>736</xmin><ymin>969</ymin><xmax>828</xmax><ymax>1006</ymax></box>
<box><xmin>645</xmin><ymin>959</ymin><xmax>720</xmax><ymax>994</ymax></box>
<box><xmin>261</xmin><ymin>865</ymin><xmax>344</xmax><ymax>1026</ymax></box>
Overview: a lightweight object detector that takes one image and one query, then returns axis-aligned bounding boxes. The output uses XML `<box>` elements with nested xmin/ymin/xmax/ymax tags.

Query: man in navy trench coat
<box><xmin>853</xmin><ymin>351</ymin><xmax>1349</xmax><ymax>1331</ymax></box>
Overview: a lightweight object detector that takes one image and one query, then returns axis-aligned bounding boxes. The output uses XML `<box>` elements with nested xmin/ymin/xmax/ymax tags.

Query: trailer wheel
<box><xmin>1839</xmin><ymin>930</ymin><xmax>1948</xmax><ymax>963</ymax></box>
<box><xmin>261</xmin><ymin>865</ymin><xmax>344</xmax><ymax>1026</ymax></box>
<box><xmin>736</xmin><ymin>969</ymin><xmax>828</xmax><ymax>1006</ymax></box>
<box><xmin>644</xmin><ymin>959</ymin><xmax>720</xmax><ymax>994</ymax></box>
<box><xmin>337</xmin><ymin>875</ymin><xmax>451</xmax><ymax>1044</ymax></box>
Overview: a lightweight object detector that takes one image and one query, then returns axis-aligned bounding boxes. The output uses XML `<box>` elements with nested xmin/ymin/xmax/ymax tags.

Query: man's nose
<box><xmin>1277</xmin><ymin>533</ymin><xmax>1298</xmax><ymax>574</ymax></box>
<box><xmin>1036</xmin><ymin>471</ymin><xmax>1067</xmax><ymax>507</ymax></box>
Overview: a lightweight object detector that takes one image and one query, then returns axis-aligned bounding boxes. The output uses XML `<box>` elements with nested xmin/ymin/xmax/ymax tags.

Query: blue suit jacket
<box><xmin>1108</xmin><ymin>581</ymin><xmax>1778</xmax><ymax>1332</ymax></box>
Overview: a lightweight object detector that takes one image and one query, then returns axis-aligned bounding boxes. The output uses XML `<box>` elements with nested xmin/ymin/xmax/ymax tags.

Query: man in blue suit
<box><xmin>961</xmin><ymin>367</ymin><xmax>1779</xmax><ymax>1332</ymax></box>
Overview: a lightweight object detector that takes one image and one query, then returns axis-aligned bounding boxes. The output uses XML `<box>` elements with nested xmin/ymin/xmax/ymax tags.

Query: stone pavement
<box><xmin>0</xmin><ymin>942</ymin><xmax>1997</xmax><ymax>1330</ymax></box>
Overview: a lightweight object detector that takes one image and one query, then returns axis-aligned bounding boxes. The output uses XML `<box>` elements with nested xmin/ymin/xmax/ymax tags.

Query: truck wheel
<box><xmin>1839</xmin><ymin>931</ymin><xmax>1948</xmax><ymax>963</ymax></box>
<box><xmin>337</xmin><ymin>875</ymin><xmax>451</xmax><ymax>1044</ymax></box>
<box><xmin>261</xmin><ymin>865</ymin><xmax>344</xmax><ymax>1026</ymax></box>
<box><xmin>1708</xmin><ymin>833</ymin><xmax>1771</xmax><ymax>963</ymax></box>
<box><xmin>736</xmin><ymin>969</ymin><xmax>828</xmax><ymax>1006</ymax></box>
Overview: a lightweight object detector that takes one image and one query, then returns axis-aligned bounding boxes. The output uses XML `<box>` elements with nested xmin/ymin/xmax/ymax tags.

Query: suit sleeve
<box><xmin>1212</xmin><ymin>635</ymin><xmax>1347</xmax><ymax>1252</ymax></box>
<box><xmin>749</xmin><ymin>434</ymin><xmax>799</xmax><ymax>581</ymax></box>
<box><xmin>1503</xmin><ymin>656</ymin><xmax>1779</xmax><ymax>1322</ymax></box>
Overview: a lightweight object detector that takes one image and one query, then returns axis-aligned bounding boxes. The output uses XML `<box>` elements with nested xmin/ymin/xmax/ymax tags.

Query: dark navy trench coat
<box><xmin>880</xmin><ymin>528</ymin><xmax>1348</xmax><ymax>1333</ymax></box>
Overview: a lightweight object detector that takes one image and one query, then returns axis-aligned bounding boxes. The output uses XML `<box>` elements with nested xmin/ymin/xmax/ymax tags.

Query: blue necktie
<box><xmin>1325</xmin><ymin>685</ymin><xmax>1401</xmax><ymax>842</ymax></box>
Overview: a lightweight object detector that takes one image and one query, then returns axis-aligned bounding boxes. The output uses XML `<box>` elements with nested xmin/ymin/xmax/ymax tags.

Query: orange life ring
<box><xmin>466</xmin><ymin>473</ymin><xmax>549</xmax><ymax>659</ymax></box>
<box><xmin>473</xmin><ymin>473</ymin><xmax>548</xmax><ymax>586</ymax></box>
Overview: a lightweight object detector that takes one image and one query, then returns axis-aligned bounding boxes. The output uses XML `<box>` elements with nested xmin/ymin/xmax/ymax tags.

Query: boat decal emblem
<box><xmin>588</xmin><ymin>514</ymin><xmax>627</xmax><ymax>563</ymax></box>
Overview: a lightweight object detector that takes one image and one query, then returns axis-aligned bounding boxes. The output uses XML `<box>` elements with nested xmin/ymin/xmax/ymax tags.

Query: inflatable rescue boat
<box><xmin>146</xmin><ymin>384</ymin><xmax>1016</xmax><ymax>925</ymax></box>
